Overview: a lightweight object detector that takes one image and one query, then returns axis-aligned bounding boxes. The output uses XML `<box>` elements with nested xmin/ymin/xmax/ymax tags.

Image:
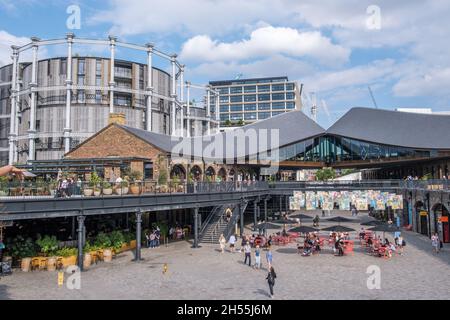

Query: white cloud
<box><xmin>302</xmin><ymin>59</ymin><xmax>396</xmax><ymax>92</ymax></box>
<box><xmin>393</xmin><ymin>67</ymin><xmax>450</xmax><ymax>98</ymax></box>
<box><xmin>180</xmin><ymin>26</ymin><xmax>350</xmax><ymax>66</ymax></box>
<box><xmin>0</xmin><ymin>30</ymin><xmax>30</xmax><ymax>66</ymax></box>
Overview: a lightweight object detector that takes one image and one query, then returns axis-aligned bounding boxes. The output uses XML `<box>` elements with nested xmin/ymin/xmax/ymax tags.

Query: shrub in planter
<box><xmin>94</xmin><ymin>232</ymin><xmax>113</xmax><ymax>261</ymax></box>
<box><xmin>10</xmin><ymin>236</ymin><xmax>37</xmax><ymax>272</ymax></box>
<box><xmin>36</xmin><ymin>235</ymin><xmax>59</xmax><ymax>271</ymax></box>
<box><xmin>109</xmin><ymin>230</ymin><xmax>125</xmax><ymax>253</ymax></box>
<box><xmin>56</xmin><ymin>247</ymin><xmax>78</xmax><ymax>267</ymax></box>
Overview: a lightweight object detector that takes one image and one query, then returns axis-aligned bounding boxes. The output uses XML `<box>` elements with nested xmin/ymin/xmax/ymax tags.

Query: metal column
<box><xmin>77</xmin><ymin>215</ymin><xmax>85</xmax><ymax>271</ymax></box>
<box><xmin>8</xmin><ymin>46</ymin><xmax>19</xmax><ymax>165</ymax></box>
<box><xmin>253</xmin><ymin>201</ymin><xmax>258</xmax><ymax>232</ymax></box>
<box><xmin>186</xmin><ymin>82</ymin><xmax>191</xmax><ymax>137</ymax></box>
<box><xmin>193</xmin><ymin>207</ymin><xmax>199</xmax><ymax>248</ymax></box>
<box><xmin>134</xmin><ymin>209</ymin><xmax>142</xmax><ymax>261</ymax></box>
<box><xmin>109</xmin><ymin>36</ymin><xmax>116</xmax><ymax>114</ymax></box>
<box><xmin>28</xmin><ymin>37</ymin><xmax>40</xmax><ymax>161</ymax></box>
<box><xmin>264</xmin><ymin>198</ymin><xmax>268</xmax><ymax>237</ymax></box>
<box><xmin>171</xmin><ymin>55</ymin><xmax>177</xmax><ymax>136</ymax></box>
<box><xmin>239</xmin><ymin>202</ymin><xmax>244</xmax><ymax>237</ymax></box>
<box><xmin>146</xmin><ymin>43</ymin><xmax>153</xmax><ymax>132</ymax></box>
<box><xmin>64</xmin><ymin>33</ymin><xmax>74</xmax><ymax>153</ymax></box>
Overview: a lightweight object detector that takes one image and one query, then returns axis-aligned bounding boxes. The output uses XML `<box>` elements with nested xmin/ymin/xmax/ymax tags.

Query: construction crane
<box><xmin>235</xmin><ymin>73</ymin><xmax>243</xmax><ymax>80</ymax></box>
<box><xmin>368</xmin><ymin>86</ymin><xmax>378</xmax><ymax>109</ymax></box>
<box><xmin>301</xmin><ymin>91</ymin><xmax>330</xmax><ymax>123</ymax></box>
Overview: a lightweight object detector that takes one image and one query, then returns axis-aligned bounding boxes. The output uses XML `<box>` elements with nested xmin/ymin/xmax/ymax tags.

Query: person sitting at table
<box><xmin>367</xmin><ymin>237</ymin><xmax>373</xmax><ymax>246</ymax></box>
<box><xmin>302</xmin><ymin>238</ymin><xmax>313</xmax><ymax>256</ymax></box>
<box><xmin>313</xmin><ymin>238</ymin><xmax>321</xmax><ymax>254</ymax></box>
<box><xmin>383</xmin><ymin>238</ymin><xmax>390</xmax><ymax>247</ymax></box>
<box><xmin>359</xmin><ymin>228</ymin><xmax>366</xmax><ymax>240</ymax></box>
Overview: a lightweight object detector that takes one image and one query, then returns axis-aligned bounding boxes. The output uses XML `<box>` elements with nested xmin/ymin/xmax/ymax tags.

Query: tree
<box><xmin>224</xmin><ymin>119</ymin><xmax>232</xmax><ymax>126</ymax></box>
<box><xmin>237</xmin><ymin>119</ymin><xmax>245</xmax><ymax>126</ymax></box>
<box><xmin>315</xmin><ymin>167</ymin><xmax>336</xmax><ymax>181</ymax></box>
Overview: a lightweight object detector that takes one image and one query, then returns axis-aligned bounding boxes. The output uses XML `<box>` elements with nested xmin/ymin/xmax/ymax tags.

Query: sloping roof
<box><xmin>120</xmin><ymin>110</ymin><xmax>325</xmax><ymax>158</ymax></box>
<box><xmin>327</xmin><ymin>107</ymin><xmax>450</xmax><ymax>149</ymax></box>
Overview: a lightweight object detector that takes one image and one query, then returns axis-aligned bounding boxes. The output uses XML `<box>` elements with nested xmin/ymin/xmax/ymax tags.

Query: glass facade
<box><xmin>259</xmin><ymin>135</ymin><xmax>434</xmax><ymax>164</ymax></box>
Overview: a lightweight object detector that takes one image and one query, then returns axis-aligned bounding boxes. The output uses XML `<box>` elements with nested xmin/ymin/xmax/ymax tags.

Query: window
<box><xmin>244</xmin><ymin>86</ymin><xmax>256</xmax><ymax>93</ymax></box>
<box><xmin>220</xmin><ymin>95</ymin><xmax>229</xmax><ymax>103</ymax></box>
<box><xmin>77</xmin><ymin>90</ymin><xmax>85</xmax><ymax>103</ymax></box>
<box><xmin>286</xmin><ymin>83</ymin><xmax>294</xmax><ymax>91</ymax></box>
<box><xmin>96</xmin><ymin>60</ymin><xmax>102</xmax><ymax>75</ymax></box>
<box><xmin>244</xmin><ymin>94</ymin><xmax>256</xmax><ymax>102</ymax></box>
<box><xmin>244</xmin><ymin>104</ymin><xmax>256</xmax><ymax>111</ymax></box>
<box><xmin>230</xmin><ymin>113</ymin><xmax>243</xmax><ymax>121</ymax></box>
<box><xmin>77</xmin><ymin>59</ymin><xmax>85</xmax><ymax>74</ymax></box>
<box><xmin>286</xmin><ymin>102</ymin><xmax>295</xmax><ymax>109</ymax></box>
<box><xmin>230</xmin><ymin>86</ymin><xmax>242</xmax><ymax>94</ymax></box>
<box><xmin>272</xmin><ymin>84</ymin><xmax>285</xmax><ymax>91</ymax></box>
<box><xmin>272</xmin><ymin>93</ymin><xmax>285</xmax><ymax>100</ymax></box>
<box><xmin>258</xmin><ymin>85</ymin><xmax>270</xmax><ymax>92</ymax></box>
<box><xmin>218</xmin><ymin>87</ymin><xmax>229</xmax><ymax>94</ymax></box>
<box><xmin>244</xmin><ymin>112</ymin><xmax>257</xmax><ymax>120</ymax></box>
<box><xmin>258</xmin><ymin>94</ymin><xmax>270</xmax><ymax>101</ymax></box>
<box><xmin>144</xmin><ymin>162</ymin><xmax>153</xmax><ymax>180</ymax></box>
<box><xmin>78</xmin><ymin>75</ymin><xmax>85</xmax><ymax>86</ymax></box>
<box><xmin>96</xmin><ymin>76</ymin><xmax>101</xmax><ymax>86</ymax></box>
<box><xmin>258</xmin><ymin>112</ymin><xmax>270</xmax><ymax>119</ymax></box>
<box><xmin>230</xmin><ymin>104</ymin><xmax>243</xmax><ymax>112</ymax></box>
<box><xmin>220</xmin><ymin>114</ymin><xmax>229</xmax><ymax>121</ymax></box>
<box><xmin>60</xmin><ymin>59</ymin><xmax>67</xmax><ymax>75</ymax></box>
<box><xmin>258</xmin><ymin>103</ymin><xmax>270</xmax><ymax>110</ymax></box>
<box><xmin>95</xmin><ymin>91</ymin><xmax>102</xmax><ymax>103</ymax></box>
<box><xmin>230</xmin><ymin>95</ymin><xmax>242</xmax><ymax>103</ymax></box>
<box><xmin>220</xmin><ymin>105</ymin><xmax>229</xmax><ymax>112</ymax></box>
<box><xmin>272</xmin><ymin>102</ymin><xmax>285</xmax><ymax>110</ymax></box>
<box><xmin>286</xmin><ymin>92</ymin><xmax>295</xmax><ymax>100</ymax></box>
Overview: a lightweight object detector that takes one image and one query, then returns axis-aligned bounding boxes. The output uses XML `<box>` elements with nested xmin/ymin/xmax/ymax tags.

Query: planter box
<box><xmin>129</xmin><ymin>185</ymin><xmax>141</xmax><ymax>195</ymax></box>
<box><xmin>93</xmin><ymin>190</ymin><xmax>101</xmax><ymax>197</ymax></box>
<box><xmin>129</xmin><ymin>240</ymin><xmax>137</xmax><ymax>249</ymax></box>
<box><xmin>21</xmin><ymin>258</ymin><xmax>32</xmax><ymax>272</ymax></box>
<box><xmin>83</xmin><ymin>189</ymin><xmax>94</xmax><ymax>197</ymax></box>
<box><xmin>103</xmin><ymin>188</ymin><xmax>113</xmax><ymax>195</ymax></box>
<box><xmin>60</xmin><ymin>255</ymin><xmax>77</xmax><ymax>267</ymax></box>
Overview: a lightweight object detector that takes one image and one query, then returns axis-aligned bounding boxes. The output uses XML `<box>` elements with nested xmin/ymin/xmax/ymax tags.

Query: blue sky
<box><xmin>1</xmin><ymin>0</ymin><xmax>449</xmax><ymax>128</ymax></box>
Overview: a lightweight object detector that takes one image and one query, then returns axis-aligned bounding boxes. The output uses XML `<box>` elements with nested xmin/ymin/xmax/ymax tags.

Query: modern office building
<box><xmin>0</xmin><ymin>35</ymin><xmax>219</xmax><ymax>165</ymax></box>
<box><xmin>209</xmin><ymin>76</ymin><xmax>302</xmax><ymax>126</ymax></box>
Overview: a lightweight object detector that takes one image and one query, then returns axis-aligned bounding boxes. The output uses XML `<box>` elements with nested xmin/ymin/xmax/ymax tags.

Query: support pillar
<box><xmin>193</xmin><ymin>207</ymin><xmax>199</xmax><ymax>248</ymax></box>
<box><xmin>170</xmin><ymin>54</ymin><xmax>177</xmax><ymax>136</ymax></box>
<box><xmin>239</xmin><ymin>202</ymin><xmax>244</xmax><ymax>237</ymax></box>
<box><xmin>186</xmin><ymin>82</ymin><xmax>191</xmax><ymax>137</ymax></box>
<box><xmin>253</xmin><ymin>201</ymin><xmax>258</xmax><ymax>232</ymax></box>
<box><xmin>206</xmin><ymin>86</ymin><xmax>211</xmax><ymax>135</ymax></box>
<box><xmin>108</xmin><ymin>36</ymin><xmax>117</xmax><ymax>114</ymax></box>
<box><xmin>279</xmin><ymin>196</ymin><xmax>283</xmax><ymax>215</ymax></box>
<box><xmin>264</xmin><ymin>198</ymin><xmax>268</xmax><ymax>237</ymax></box>
<box><xmin>180</xmin><ymin>66</ymin><xmax>184</xmax><ymax>137</ymax></box>
<box><xmin>146</xmin><ymin>43</ymin><xmax>154</xmax><ymax>131</ymax></box>
<box><xmin>8</xmin><ymin>45</ymin><xmax>19</xmax><ymax>165</ymax></box>
<box><xmin>134</xmin><ymin>209</ymin><xmax>142</xmax><ymax>261</ymax></box>
<box><xmin>28</xmin><ymin>37</ymin><xmax>40</xmax><ymax>161</ymax></box>
<box><xmin>77</xmin><ymin>215</ymin><xmax>85</xmax><ymax>271</ymax></box>
<box><xmin>64</xmin><ymin>33</ymin><xmax>74</xmax><ymax>153</ymax></box>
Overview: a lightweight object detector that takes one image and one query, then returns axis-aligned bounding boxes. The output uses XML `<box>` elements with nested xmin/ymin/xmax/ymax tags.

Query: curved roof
<box><xmin>121</xmin><ymin>110</ymin><xmax>325</xmax><ymax>158</ymax></box>
<box><xmin>327</xmin><ymin>107</ymin><xmax>450</xmax><ymax>149</ymax></box>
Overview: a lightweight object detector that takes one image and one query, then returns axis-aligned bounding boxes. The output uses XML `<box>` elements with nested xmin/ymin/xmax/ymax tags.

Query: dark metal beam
<box><xmin>77</xmin><ymin>215</ymin><xmax>85</xmax><ymax>271</ymax></box>
<box><xmin>134</xmin><ymin>209</ymin><xmax>142</xmax><ymax>261</ymax></box>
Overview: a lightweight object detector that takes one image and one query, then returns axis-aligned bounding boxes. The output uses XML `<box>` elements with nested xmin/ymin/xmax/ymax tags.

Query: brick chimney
<box><xmin>108</xmin><ymin>112</ymin><xmax>126</xmax><ymax>125</ymax></box>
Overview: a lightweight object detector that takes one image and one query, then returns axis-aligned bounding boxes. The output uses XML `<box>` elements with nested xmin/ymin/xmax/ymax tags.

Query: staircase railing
<box><xmin>223</xmin><ymin>204</ymin><xmax>241</xmax><ymax>241</ymax></box>
<box><xmin>199</xmin><ymin>205</ymin><xmax>224</xmax><ymax>241</ymax></box>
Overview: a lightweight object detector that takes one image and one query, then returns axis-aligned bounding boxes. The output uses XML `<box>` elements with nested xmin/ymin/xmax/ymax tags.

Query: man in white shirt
<box><xmin>229</xmin><ymin>234</ymin><xmax>236</xmax><ymax>253</ymax></box>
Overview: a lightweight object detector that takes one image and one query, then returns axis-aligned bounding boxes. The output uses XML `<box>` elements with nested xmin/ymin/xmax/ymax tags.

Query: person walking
<box><xmin>219</xmin><ymin>234</ymin><xmax>226</xmax><ymax>253</ymax></box>
<box><xmin>266</xmin><ymin>247</ymin><xmax>273</xmax><ymax>270</ymax></box>
<box><xmin>254</xmin><ymin>245</ymin><xmax>261</xmax><ymax>269</ymax></box>
<box><xmin>244</xmin><ymin>241</ymin><xmax>252</xmax><ymax>267</ymax></box>
<box><xmin>229</xmin><ymin>234</ymin><xmax>236</xmax><ymax>253</ymax></box>
<box><xmin>266</xmin><ymin>266</ymin><xmax>277</xmax><ymax>298</ymax></box>
<box><xmin>431</xmin><ymin>233</ymin><xmax>440</xmax><ymax>253</ymax></box>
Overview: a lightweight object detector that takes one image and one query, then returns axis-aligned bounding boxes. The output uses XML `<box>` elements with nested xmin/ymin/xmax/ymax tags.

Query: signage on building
<box><xmin>440</xmin><ymin>216</ymin><xmax>449</xmax><ymax>223</ymax></box>
<box><xmin>419</xmin><ymin>211</ymin><xmax>428</xmax><ymax>216</ymax></box>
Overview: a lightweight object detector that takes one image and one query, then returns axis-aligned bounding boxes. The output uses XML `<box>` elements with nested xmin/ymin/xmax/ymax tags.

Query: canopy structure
<box><xmin>322</xmin><ymin>225</ymin><xmax>356</xmax><ymax>232</ymax></box>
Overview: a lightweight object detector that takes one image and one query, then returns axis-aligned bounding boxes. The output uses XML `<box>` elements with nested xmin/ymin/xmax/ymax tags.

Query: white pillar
<box><xmin>13</xmin><ymin>54</ymin><xmax>20</xmax><ymax>163</ymax></box>
<box><xmin>186</xmin><ymin>82</ymin><xmax>191</xmax><ymax>137</ymax></box>
<box><xmin>146</xmin><ymin>43</ymin><xmax>154</xmax><ymax>132</ymax></box>
<box><xmin>64</xmin><ymin>33</ymin><xmax>74</xmax><ymax>154</ymax></box>
<box><xmin>206</xmin><ymin>86</ymin><xmax>211</xmax><ymax>135</ymax></box>
<box><xmin>109</xmin><ymin>35</ymin><xmax>117</xmax><ymax>114</ymax></box>
<box><xmin>28</xmin><ymin>37</ymin><xmax>40</xmax><ymax>161</ymax></box>
<box><xmin>171</xmin><ymin>54</ymin><xmax>177</xmax><ymax>136</ymax></box>
<box><xmin>180</xmin><ymin>65</ymin><xmax>185</xmax><ymax>102</ymax></box>
<box><xmin>215</xmin><ymin>90</ymin><xmax>220</xmax><ymax>121</ymax></box>
<box><xmin>8</xmin><ymin>46</ymin><xmax>19</xmax><ymax>165</ymax></box>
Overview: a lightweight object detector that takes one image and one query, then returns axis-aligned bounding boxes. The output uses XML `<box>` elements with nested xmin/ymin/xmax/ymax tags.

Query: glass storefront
<box><xmin>258</xmin><ymin>135</ymin><xmax>433</xmax><ymax>164</ymax></box>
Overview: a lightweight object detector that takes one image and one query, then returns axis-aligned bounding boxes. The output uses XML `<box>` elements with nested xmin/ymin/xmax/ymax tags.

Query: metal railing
<box><xmin>0</xmin><ymin>180</ymin><xmax>269</xmax><ymax>199</ymax></box>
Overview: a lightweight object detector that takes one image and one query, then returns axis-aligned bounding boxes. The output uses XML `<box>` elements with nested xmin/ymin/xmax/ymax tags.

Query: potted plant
<box><xmin>171</xmin><ymin>175</ymin><xmax>181</xmax><ymax>193</ymax></box>
<box><xmin>0</xmin><ymin>176</ymin><xmax>9</xmax><ymax>196</ymax></box>
<box><xmin>56</xmin><ymin>247</ymin><xmax>78</xmax><ymax>267</ymax></box>
<box><xmin>36</xmin><ymin>235</ymin><xmax>59</xmax><ymax>271</ymax></box>
<box><xmin>94</xmin><ymin>232</ymin><xmax>113</xmax><ymax>262</ymax></box>
<box><xmin>109</xmin><ymin>230</ymin><xmax>125</xmax><ymax>254</ymax></box>
<box><xmin>102</xmin><ymin>181</ymin><xmax>113</xmax><ymax>195</ymax></box>
<box><xmin>91</xmin><ymin>172</ymin><xmax>102</xmax><ymax>197</ymax></box>
<box><xmin>115</xmin><ymin>180</ymin><xmax>129</xmax><ymax>195</ymax></box>
<box><xmin>129</xmin><ymin>170</ymin><xmax>143</xmax><ymax>195</ymax></box>
<box><xmin>10</xmin><ymin>236</ymin><xmax>37</xmax><ymax>272</ymax></box>
<box><xmin>122</xmin><ymin>232</ymin><xmax>135</xmax><ymax>251</ymax></box>
<box><xmin>158</xmin><ymin>169</ymin><xmax>168</xmax><ymax>193</ymax></box>
<box><xmin>82</xmin><ymin>243</ymin><xmax>95</xmax><ymax>269</ymax></box>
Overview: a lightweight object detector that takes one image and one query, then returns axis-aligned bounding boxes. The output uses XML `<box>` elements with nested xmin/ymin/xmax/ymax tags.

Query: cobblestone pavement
<box><xmin>1</xmin><ymin>211</ymin><xmax>449</xmax><ymax>300</ymax></box>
